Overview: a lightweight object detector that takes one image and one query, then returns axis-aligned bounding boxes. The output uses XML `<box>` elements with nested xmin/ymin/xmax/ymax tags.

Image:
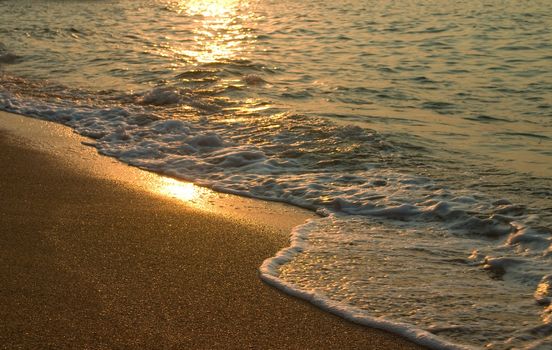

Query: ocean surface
<box><xmin>1</xmin><ymin>0</ymin><xmax>551</xmax><ymax>348</ymax></box>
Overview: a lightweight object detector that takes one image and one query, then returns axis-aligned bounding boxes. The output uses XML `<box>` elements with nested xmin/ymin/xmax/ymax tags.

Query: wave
<box><xmin>260</xmin><ymin>217</ymin><xmax>473</xmax><ymax>350</ymax></box>
<box><xmin>1</xmin><ymin>75</ymin><xmax>551</xmax><ymax>349</ymax></box>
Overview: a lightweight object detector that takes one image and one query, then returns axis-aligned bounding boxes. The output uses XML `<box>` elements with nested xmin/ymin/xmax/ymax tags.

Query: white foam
<box><xmin>262</xmin><ymin>215</ymin><xmax>552</xmax><ymax>349</ymax></box>
<box><xmin>140</xmin><ymin>87</ymin><xmax>182</xmax><ymax>106</ymax></box>
<box><xmin>260</xmin><ymin>217</ymin><xmax>474</xmax><ymax>350</ymax></box>
<box><xmin>1</xmin><ymin>85</ymin><xmax>551</xmax><ymax>349</ymax></box>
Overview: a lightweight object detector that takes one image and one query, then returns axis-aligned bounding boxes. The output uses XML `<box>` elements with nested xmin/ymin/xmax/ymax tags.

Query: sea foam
<box><xmin>1</xmin><ymin>82</ymin><xmax>551</xmax><ymax>349</ymax></box>
<box><xmin>260</xmin><ymin>218</ymin><xmax>474</xmax><ymax>350</ymax></box>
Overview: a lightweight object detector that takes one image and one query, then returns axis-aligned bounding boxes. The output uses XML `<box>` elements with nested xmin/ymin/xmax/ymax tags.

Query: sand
<box><xmin>0</xmin><ymin>111</ymin><xmax>424</xmax><ymax>349</ymax></box>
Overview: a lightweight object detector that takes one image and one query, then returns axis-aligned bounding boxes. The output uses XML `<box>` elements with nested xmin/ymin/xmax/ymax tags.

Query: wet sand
<box><xmin>0</xmin><ymin>112</ymin><xmax>424</xmax><ymax>349</ymax></box>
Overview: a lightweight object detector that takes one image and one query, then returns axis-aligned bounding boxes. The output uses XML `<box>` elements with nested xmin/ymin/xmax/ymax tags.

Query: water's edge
<box><xmin>0</xmin><ymin>109</ymin><xmax>458</xmax><ymax>350</ymax></box>
<box><xmin>260</xmin><ymin>218</ymin><xmax>472</xmax><ymax>350</ymax></box>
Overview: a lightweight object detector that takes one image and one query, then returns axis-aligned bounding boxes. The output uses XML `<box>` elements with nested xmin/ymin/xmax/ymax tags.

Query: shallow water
<box><xmin>1</xmin><ymin>0</ymin><xmax>551</xmax><ymax>348</ymax></box>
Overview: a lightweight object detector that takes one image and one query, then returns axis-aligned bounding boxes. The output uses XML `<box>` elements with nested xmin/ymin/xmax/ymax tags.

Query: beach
<box><xmin>1</xmin><ymin>0</ymin><xmax>551</xmax><ymax>347</ymax></box>
<box><xmin>0</xmin><ymin>111</ymin><xmax>423</xmax><ymax>349</ymax></box>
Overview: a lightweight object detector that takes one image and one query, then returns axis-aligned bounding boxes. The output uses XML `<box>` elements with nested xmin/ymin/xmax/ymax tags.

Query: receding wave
<box><xmin>1</xmin><ymin>72</ymin><xmax>551</xmax><ymax>348</ymax></box>
<box><xmin>1</xmin><ymin>0</ymin><xmax>552</xmax><ymax>348</ymax></box>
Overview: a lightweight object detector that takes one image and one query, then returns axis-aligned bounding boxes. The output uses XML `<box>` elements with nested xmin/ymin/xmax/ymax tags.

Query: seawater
<box><xmin>1</xmin><ymin>0</ymin><xmax>551</xmax><ymax>348</ymax></box>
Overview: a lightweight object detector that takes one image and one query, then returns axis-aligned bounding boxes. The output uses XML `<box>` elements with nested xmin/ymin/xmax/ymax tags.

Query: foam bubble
<box><xmin>1</xmin><ymin>79</ymin><xmax>551</xmax><ymax>349</ymax></box>
<box><xmin>262</xmin><ymin>215</ymin><xmax>552</xmax><ymax>349</ymax></box>
<box><xmin>140</xmin><ymin>87</ymin><xmax>182</xmax><ymax>106</ymax></box>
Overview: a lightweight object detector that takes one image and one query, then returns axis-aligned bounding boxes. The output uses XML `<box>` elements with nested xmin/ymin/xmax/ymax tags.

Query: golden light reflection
<box><xmin>156</xmin><ymin>177</ymin><xmax>201</xmax><ymax>202</ymax></box>
<box><xmin>166</xmin><ymin>0</ymin><xmax>254</xmax><ymax>64</ymax></box>
<box><xmin>185</xmin><ymin>0</ymin><xmax>239</xmax><ymax>17</ymax></box>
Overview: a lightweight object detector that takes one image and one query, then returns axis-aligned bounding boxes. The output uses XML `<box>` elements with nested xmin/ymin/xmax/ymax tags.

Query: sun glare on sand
<box><xmin>156</xmin><ymin>177</ymin><xmax>201</xmax><ymax>202</ymax></box>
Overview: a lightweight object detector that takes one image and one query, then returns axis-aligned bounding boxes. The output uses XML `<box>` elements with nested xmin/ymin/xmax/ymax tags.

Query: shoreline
<box><xmin>0</xmin><ymin>110</ymin><xmax>425</xmax><ymax>349</ymax></box>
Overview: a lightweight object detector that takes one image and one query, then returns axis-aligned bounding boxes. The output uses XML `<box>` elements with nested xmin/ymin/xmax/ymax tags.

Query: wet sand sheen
<box><xmin>0</xmin><ymin>112</ymin><xmax>424</xmax><ymax>349</ymax></box>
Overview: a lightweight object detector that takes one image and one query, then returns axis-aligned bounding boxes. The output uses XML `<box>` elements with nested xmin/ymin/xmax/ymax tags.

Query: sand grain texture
<box><xmin>0</xmin><ymin>127</ymin><xmax>424</xmax><ymax>349</ymax></box>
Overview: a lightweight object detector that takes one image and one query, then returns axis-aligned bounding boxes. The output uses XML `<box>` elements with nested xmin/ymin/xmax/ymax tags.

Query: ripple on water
<box><xmin>1</xmin><ymin>0</ymin><xmax>552</xmax><ymax>348</ymax></box>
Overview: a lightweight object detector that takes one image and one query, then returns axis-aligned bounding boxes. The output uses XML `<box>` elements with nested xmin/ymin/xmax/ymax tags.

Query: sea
<box><xmin>1</xmin><ymin>0</ymin><xmax>551</xmax><ymax>348</ymax></box>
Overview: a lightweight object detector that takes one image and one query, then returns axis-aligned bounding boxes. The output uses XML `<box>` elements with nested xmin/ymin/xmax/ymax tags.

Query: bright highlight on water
<box><xmin>1</xmin><ymin>0</ymin><xmax>551</xmax><ymax>348</ymax></box>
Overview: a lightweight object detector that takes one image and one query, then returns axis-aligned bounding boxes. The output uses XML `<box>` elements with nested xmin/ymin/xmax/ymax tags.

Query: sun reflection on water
<box><xmin>185</xmin><ymin>0</ymin><xmax>240</xmax><ymax>17</ymax></box>
<box><xmin>165</xmin><ymin>0</ymin><xmax>255</xmax><ymax>63</ymax></box>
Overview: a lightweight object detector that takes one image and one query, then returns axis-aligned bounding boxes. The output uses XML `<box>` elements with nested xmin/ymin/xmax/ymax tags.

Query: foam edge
<box><xmin>259</xmin><ymin>217</ymin><xmax>474</xmax><ymax>350</ymax></box>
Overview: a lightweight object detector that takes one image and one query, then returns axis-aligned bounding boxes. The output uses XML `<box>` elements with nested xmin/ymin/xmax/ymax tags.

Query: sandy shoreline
<box><xmin>0</xmin><ymin>111</ymin><xmax>424</xmax><ymax>349</ymax></box>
